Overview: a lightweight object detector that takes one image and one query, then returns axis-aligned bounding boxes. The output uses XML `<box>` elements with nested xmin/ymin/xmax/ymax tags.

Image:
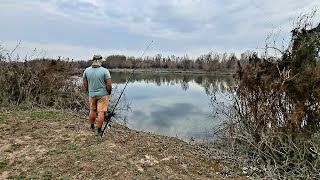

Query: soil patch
<box><xmin>0</xmin><ymin>110</ymin><xmax>246</xmax><ymax>179</ymax></box>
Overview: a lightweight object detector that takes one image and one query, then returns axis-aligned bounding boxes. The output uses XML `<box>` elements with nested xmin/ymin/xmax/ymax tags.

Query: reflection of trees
<box><xmin>201</xmin><ymin>76</ymin><xmax>234</xmax><ymax>95</ymax></box>
<box><xmin>181</xmin><ymin>76</ymin><xmax>189</xmax><ymax>91</ymax></box>
<box><xmin>111</xmin><ymin>72</ymin><xmax>235</xmax><ymax>94</ymax></box>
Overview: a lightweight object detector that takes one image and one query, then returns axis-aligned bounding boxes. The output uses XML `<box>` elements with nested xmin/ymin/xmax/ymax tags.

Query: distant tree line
<box><xmin>77</xmin><ymin>51</ymin><xmax>255</xmax><ymax>72</ymax></box>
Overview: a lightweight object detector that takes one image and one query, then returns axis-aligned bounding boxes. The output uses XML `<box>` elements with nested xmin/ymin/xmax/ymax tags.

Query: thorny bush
<box><xmin>206</xmin><ymin>12</ymin><xmax>320</xmax><ymax>179</ymax></box>
<box><xmin>0</xmin><ymin>55</ymin><xmax>85</xmax><ymax>110</ymax></box>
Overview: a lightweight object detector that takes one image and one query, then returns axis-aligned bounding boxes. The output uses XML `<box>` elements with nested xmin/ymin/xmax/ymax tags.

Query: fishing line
<box><xmin>249</xmin><ymin>0</ymin><xmax>287</xmax><ymax>55</ymax></box>
<box><xmin>100</xmin><ymin>40</ymin><xmax>154</xmax><ymax>139</ymax></box>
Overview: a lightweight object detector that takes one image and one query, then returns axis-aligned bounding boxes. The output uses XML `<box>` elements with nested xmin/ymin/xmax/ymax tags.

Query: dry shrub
<box><xmin>0</xmin><ymin>49</ymin><xmax>129</xmax><ymax>123</ymax></box>
<box><xmin>205</xmin><ymin>12</ymin><xmax>320</xmax><ymax>179</ymax></box>
<box><xmin>0</xmin><ymin>51</ymin><xmax>85</xmax><ymax>110</ymax></box>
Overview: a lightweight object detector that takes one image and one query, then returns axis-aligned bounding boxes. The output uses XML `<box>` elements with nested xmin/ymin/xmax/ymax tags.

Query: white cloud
<box><xmin>0</xmin><ymin>0</ymin><xmax>319</xmax><ymax>58</ymax></box>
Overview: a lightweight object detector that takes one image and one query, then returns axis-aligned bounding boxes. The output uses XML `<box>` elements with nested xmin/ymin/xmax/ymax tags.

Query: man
<box><xmin>83</xmin><ymin>55</ymin><xmax>112</xmax><ymax>136</ymax></box>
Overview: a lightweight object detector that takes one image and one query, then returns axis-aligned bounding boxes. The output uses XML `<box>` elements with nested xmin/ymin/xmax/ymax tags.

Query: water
<box><xmin>111</xmin><ymin>71</ymin><xmax>235</xmax><ymax>142</ymax></box>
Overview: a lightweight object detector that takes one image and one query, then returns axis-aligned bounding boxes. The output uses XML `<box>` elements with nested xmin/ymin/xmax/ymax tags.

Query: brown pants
<box><xmin>89</xmin><ymin>95</ymin><xmax>110</xmax><ymax>112</ymax></box>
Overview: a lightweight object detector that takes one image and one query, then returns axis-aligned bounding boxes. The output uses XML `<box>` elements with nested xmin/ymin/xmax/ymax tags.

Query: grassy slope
<box><xmin>0</xmin><ymin>109</ymin><xmax>245</xmax><ymax>179</ymax></box>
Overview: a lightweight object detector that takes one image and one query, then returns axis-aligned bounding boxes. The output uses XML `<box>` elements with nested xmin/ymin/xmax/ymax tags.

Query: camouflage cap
<box><xmin>92</xmin><ymin>54</ymin><xmax>105</xmax><ymax>67</ymax></box>
<box><xmin>93</xmin><ymin>54</ymin><xmax>103</xmax><ymax>60</ymax></box>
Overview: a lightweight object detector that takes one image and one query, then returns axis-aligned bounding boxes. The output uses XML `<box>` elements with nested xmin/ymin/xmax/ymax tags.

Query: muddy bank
<box><xmin>0</xmin><ymin>110</ymin><xmax>246</xmax><ymax>179</ymax></box>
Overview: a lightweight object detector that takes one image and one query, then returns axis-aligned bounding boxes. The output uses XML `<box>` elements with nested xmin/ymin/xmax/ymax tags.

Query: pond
<box><xmin>110</xmin><ymin>71</ymin><xmax>235</xmax><ymax>142</ymax></box>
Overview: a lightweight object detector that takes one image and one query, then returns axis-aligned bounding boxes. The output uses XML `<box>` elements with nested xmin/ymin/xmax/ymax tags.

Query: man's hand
<box><xmin>83</xmin><ymin>78</ymin><xmax>89</xmax><ymax>93</ymax></box>
<box><xmin>106</xmin><ymin>79</ymin><xmax>112</xmax><ymax>95</ymax></box>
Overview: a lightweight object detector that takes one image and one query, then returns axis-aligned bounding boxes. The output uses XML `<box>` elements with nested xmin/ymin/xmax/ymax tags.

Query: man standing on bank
<box><xmin>83</xmin><ymin>55</ymin><xmax>112</xmax><ymax>136</ymax></box>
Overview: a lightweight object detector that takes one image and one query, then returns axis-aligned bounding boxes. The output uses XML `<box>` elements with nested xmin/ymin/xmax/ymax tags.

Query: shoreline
<box><xmin>108</xmin><ymin>68</ymin><xmax>236</xmax><ymax>75</ymax></box>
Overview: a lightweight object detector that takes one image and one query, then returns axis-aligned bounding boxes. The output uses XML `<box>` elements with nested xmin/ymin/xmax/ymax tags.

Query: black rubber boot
<box><xmin>97</xmin><ymin>128</ymin><xmax>102</xmax><ymax>136</ymax></box>
<box><xmin>90</xmin><ymin>124</ymin><xmax>95</xmax><ymax>132</ymax></box>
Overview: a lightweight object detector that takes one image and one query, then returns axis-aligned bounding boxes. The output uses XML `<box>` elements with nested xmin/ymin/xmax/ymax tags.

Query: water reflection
<box><xmin>110</xmin><ymin>71</ymin><xmax>234</xmax><ymax>142</ymax></box>
<box><xmin>111</xmin><ymin>72</ymin><xmax>235</xmax><ymax>94</ymax></box>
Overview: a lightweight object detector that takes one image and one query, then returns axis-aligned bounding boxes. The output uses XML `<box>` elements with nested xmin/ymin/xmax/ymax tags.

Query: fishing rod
<box><xmin>100</xmin><ymin>40</ymin><xmax>154</xmax><ymax>140</ymax></box>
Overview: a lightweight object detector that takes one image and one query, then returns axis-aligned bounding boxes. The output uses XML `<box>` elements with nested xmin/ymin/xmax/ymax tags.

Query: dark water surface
<box><xmin>111</xmin><ymin>71</ymin><xmax>235</xmax><ymax>142</ymax></box>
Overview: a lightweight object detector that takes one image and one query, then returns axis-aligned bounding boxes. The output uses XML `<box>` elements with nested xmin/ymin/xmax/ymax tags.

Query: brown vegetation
<box><xmin>0</xmin><ymin>55</ymin><xmax>83</xmax><ymax>109</ymax></box>
<box><xmin>204</xmin><ymin>12</ymin><xmax>320</xmax><ymax>179</ymax></box>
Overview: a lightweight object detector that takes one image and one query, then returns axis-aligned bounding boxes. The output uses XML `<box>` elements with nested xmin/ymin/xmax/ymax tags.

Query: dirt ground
<box><xmin>0</xmin><ymin>109</ymin><xmax>246</xmax><ymax>179</ymax></box>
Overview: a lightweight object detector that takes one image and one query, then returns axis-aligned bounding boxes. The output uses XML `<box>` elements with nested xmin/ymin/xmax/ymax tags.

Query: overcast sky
<box><xmin>0</xmin><ymin>0</ymin><xmax>319</xmax><ymax>60</ymax></box>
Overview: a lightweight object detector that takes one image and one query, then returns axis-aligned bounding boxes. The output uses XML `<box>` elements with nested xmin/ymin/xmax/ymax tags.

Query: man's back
<box><xmin>83</xmin><ymin>66</ymin><xmax>111</xmax><ymax>97</ymax></box>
